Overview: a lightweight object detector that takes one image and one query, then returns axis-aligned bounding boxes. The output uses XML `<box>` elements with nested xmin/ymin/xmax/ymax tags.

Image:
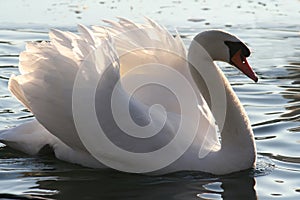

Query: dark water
<box><xmin>0</xmin><ymin>0</ymin><xmax>300</xmax><ymax>199</ymax></box>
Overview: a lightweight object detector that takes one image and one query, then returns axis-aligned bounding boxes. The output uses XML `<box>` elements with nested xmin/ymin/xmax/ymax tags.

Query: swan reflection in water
<box><xmin>0</xmin><ymin>153</ymin><xmax>257</xmax><ymax>200</ymax></box>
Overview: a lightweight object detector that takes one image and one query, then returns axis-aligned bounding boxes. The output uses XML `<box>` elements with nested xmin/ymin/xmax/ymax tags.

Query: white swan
<box><xmin>0</xmin><ymin>18</ymin><xmax>257</xmax><ymax>175</ymax></box>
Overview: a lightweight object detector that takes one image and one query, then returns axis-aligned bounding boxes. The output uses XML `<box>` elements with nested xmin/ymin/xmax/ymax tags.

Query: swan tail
<box><xmin>0</xmin><ymin>120</ymin><xmax>106</xmax><ymax>168</ymax></box>
<box><xmin>0</xmin><ymin>120</ymin><xmax>56</xmax><ymax>155</ymax></box>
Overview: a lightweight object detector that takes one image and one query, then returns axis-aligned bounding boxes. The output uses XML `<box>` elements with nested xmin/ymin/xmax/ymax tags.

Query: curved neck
<box><xmin>188</xmin><ymin>39</ymin><xmax>256</xmax><ymax>173</ymax></box>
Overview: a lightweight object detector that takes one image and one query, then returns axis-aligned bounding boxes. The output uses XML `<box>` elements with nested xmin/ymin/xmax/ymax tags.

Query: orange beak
<box><xmin>231</xmin><ymin>49</ymin><xmax>258</xmax><ymax>82</ymax></box>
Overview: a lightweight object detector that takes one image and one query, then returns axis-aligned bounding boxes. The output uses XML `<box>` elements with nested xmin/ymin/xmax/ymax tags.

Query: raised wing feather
<box><xmin>9</xmin><ymin>24</ymin><xmax>120</xmax><ymax>152</ymax></box>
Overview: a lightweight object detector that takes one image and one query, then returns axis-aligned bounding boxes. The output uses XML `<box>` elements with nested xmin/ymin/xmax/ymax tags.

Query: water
<box><xmin>0</xmin><ymin>0</ymin><xmax>300</xmax><ymax>199</ymax></box>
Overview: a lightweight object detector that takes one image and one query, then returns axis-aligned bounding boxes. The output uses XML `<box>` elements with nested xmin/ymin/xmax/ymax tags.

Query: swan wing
<box><xmin>93</xmin><ymin>18</ymin><xmax>221</xmax><ymax>167</ymax></box>
<box><xmin>93</xmin><ymin>18</ymin><xmax>190</xmax><ymax>114</ymax></box>
<box><xmin>8</xmin><ymin>24</ymin><xmax>120</xmax><ymax>152</ymax></box>
<box><xmin>4</xmin><ymin>18</ymin><xmax>221</xmax><ymax>172</ymax></box>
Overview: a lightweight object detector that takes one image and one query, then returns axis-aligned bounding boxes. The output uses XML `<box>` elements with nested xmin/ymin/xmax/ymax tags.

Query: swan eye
<box><xmin>224</xmin><ymin>41</ymin><xmax>250</xmax><ymax>60</ymax></box>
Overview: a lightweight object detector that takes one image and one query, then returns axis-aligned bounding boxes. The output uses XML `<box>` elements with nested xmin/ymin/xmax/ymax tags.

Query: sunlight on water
<box><xmin>0</xmin><ymin>0</ymin><xmax>300</xmax><ymax>199</ymax></box>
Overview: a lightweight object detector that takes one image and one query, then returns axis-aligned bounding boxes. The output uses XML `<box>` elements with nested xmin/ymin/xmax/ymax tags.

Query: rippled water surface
<box><xmin>0</xmin><ymin>0</ymin><xmax>300</xmax><ymax>199</ymax></box>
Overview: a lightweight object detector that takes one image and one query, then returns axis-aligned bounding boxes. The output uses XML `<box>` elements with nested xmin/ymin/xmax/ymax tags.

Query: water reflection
<box><xmin>279</xmin><ymin>65</ymin><xmax>300</xmax><ymax>125</ymax></box>
<box><xmin>36</xmin><ymin>171</ymin><xmax>256</xmax><ymax>200</ymax></box>
<box><xmin>220</xmin><ymin>172</ymin><xmax>257</xmax><ymax>200</ymax></box>
<box><xmin>250</xmin><ymin>64</ymin><xmax>300</xmax><ymax>128</ymax></box>
<box><xmin>0</xmin><ymin>145</ymin><xmax>258</xmax><ymax>200</ymax></box>
<box><xmin>0</xmin><ymin>152</ymin><xmax>258</xmax><ymax>200</ymax></box>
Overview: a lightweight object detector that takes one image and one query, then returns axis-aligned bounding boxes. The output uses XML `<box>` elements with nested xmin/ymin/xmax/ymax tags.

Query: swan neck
<box><xmin>188</xmin><ymin>39</ymin><xmax>255</xmax><ymax>162</ymax></box>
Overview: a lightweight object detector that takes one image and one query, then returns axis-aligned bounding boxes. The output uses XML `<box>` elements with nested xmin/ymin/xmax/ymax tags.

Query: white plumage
<box><xmin>0</xmin><ymin>18</ymin><xmax>256</xmax><ymax>175</ymax></box>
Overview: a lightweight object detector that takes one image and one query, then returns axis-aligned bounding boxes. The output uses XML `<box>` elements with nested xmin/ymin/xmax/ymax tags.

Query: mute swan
<box><xmin>0</xmin><ymin>18</ymin><xmax>257</xmax><ymax>175</ymax></box>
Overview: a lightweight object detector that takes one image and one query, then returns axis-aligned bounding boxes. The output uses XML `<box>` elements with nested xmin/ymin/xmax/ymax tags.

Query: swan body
<box><xmin>0</xmin><ymin>18</ymin><xmax>257</xmax><ymax>175</ymax></box>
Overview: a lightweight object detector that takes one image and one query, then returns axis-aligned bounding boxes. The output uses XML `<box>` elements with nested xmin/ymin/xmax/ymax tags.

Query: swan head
<box><xmin>193</xmin><ymin>30</ymin><xmax>258</xmax><ymax>82</ymax></box>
